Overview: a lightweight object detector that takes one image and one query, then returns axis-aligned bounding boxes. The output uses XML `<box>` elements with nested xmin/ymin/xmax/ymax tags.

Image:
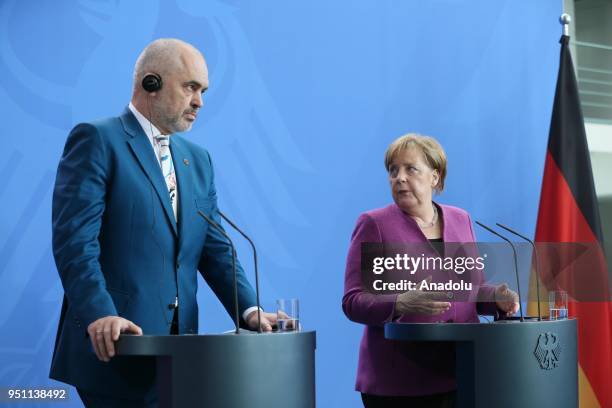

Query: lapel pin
<box><xmin>183</xmin><ymin>158</ymin><xmax>189</xmax><ymax>166</ymax></box>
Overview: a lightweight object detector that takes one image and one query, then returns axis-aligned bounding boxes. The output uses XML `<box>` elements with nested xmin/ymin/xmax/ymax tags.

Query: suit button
<box><xmin>175</xmin><ymin>262</ymin><xmax>180</xmax><ymax>269</ymax></box>
<box><xmin>168</xmin><ymin>296</ymin><xmax>178</xmax><ymax>309</ymax></box>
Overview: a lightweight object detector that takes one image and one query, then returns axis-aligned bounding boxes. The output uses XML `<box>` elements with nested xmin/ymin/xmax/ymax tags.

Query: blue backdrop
<box><xmin>0</xmin><ymin>0</ymin><xmax>560</xmax><ymax>406</ymax></box>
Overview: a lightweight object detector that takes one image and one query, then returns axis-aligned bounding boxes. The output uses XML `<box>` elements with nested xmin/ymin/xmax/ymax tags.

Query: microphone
<box><xmin>217</xmin><ymin>210</ymin><xmax>262</xmax><ymax>333</ymax></box>
<box><xmin>495</xmin><ymin>223</ymin><xmax>542</xmax><ymax>321</ymax></box>
<box><xmin>197</xmin><ymin>211</ymin><xmax>240</xmax><ymax>334</ymax></box>
<box><xmin>475</xmin><ymin>221</ymin><xmax>524</xmax><ymax>322</ymax></box>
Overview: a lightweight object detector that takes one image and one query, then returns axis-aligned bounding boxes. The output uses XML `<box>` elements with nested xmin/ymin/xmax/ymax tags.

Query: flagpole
<box><xmin>559</xmin><ymin>13</ymin><xmax>571</xmax><ymax>37</ymax></box>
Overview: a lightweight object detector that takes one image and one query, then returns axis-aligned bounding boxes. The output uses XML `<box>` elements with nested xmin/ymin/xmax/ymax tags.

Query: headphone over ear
<box><xmin>142</xmin><ymin>73</ymin><xmax>162</xmax><ymax>93</ymax></box>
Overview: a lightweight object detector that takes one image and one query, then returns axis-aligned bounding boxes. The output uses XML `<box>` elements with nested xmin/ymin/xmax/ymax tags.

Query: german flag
<box><xmin>528</xmin><ymin>34</ymin><xmax>612</xmax><ymax>407</ymax></box>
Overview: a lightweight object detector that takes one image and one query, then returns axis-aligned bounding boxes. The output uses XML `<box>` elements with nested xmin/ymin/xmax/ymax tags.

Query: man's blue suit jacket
<box><xmin>49</xmin><ymin>108</ymin><xmax>257</xmax><ymax>397</ymax></box>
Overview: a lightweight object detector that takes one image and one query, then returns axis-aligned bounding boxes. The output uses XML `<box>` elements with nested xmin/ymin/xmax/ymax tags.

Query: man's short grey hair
<box><xmin>132</xmin><ymin>38</ymin><xmax>200</xmax><ymax>92</ymax></box>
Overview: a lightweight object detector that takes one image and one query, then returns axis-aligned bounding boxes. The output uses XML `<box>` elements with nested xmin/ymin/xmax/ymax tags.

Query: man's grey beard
<box><xmin>152</xmin><ymin>104</ymin><xmax>192</xmax><ymax>134</ymax></box>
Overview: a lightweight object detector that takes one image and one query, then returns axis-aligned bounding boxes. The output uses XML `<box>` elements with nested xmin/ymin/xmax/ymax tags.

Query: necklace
<box><xmin>416</xmin><ymin>205</ymin><xmax>437</xmax><ymax>229</ymax></box>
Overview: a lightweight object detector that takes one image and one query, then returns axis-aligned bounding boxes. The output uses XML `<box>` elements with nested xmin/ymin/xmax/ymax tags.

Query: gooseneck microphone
<box><xmin>217</xmin><ymin>210</ymin><xmax>263</xmax><ymax>333</ymax></box>
<box><xmin>495</xmin><ymin>223</ymin><xmax>542</xmax><ymax>321</ymax></box>
<box><xmin>475</xmin><ymin>221</ymin><xmax>524</xmax><ymax>322</ymax></box>
<box><xmin>197</xmin><ymin>211</ymin><xmax>240</xmax><ymax>334</ymax></box>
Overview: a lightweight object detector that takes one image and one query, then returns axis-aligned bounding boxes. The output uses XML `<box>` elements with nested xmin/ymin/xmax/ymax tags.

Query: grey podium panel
<box><xmin>385</xmin><ymin>320</ymin><xmax>577</xmax><ymax>408</ymax></box>
<box><xmin>116</xmin><ymin>331</ymin><xmax>316</xmax><ymax>408</ymax></box>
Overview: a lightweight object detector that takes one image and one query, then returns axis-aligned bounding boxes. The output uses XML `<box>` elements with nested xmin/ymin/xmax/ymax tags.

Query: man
<box><xmin>50</xmin><ymin>38</ymin><xmax>276</xmax><ymax>407</ymax></box>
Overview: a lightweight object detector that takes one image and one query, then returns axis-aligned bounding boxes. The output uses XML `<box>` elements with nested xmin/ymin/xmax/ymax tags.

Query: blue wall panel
<box><xmin>0</xmin><ymin>1</ymin><xmax>560</xmax><ymax>406</ymax></box>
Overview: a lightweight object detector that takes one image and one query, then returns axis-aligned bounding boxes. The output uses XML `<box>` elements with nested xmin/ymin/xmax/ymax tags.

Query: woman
<box><xmin>342</xmin><ymin>134</ymin><xmax>518</xmax><ymax>408</ymax></box>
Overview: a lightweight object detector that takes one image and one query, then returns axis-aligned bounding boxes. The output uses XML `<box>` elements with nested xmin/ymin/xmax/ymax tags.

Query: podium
<box><xmin>385</xmin><ymin>319</ymin><xmax>577</xmax><ymax>408</ymax></box>
<box><xmin>116</xmin><ymin>330</ymin><xmax>316</xmax><ymax>408</ymax></box>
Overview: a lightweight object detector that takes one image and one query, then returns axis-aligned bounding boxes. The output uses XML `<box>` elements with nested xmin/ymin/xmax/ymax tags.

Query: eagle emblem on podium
<box><xmin>534</xmin><ymin>332</ymin><xmax>562</xmax><ymax>370</ymax></box>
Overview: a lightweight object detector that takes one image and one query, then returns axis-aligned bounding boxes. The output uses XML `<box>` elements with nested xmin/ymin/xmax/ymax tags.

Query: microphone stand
<box><xmin>197</xmin><ymin>211</ymin><xmax>240</xmax><ymax>334</ymax></box>
<box><xmin>218</xmin><ymin>210</ymin><xmax>262</xmax><ymax>333</ymax></box>
<box><xmin>475</xmin><ymin>221</ymin><xmax>524</xmax><ymax>322</ymax></box>
<box><xmin>496</xmin><ymin>223</ymin><xmax>542</xmax><ymax>321</ymax></box>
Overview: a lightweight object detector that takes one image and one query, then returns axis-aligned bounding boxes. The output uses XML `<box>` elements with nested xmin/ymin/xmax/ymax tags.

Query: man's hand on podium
<box><xmin>495</xmin><ymin>284</ymin><xmax>520</xmax><ymax>317</ymax></box>
<box><xmin>245</xmin><ymin>310</ymin><xmax>283</xmax><ymax>332</ymax></box>
<box><xmin>87</xmin><ymin>316</ymin><xmax>143</xmax><ymax>362</ymax></box>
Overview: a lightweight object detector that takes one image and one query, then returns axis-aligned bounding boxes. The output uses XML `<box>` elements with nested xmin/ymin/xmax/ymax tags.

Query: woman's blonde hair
<box><xmin>384</xmin><ymin>133</ymin><xmax>447</xmax><ymax>192</ymax></box>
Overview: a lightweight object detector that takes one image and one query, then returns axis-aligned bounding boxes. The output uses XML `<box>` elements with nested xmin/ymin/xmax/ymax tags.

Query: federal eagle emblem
<box><xmin>534</xmin><ymin>332</ymin><xmax>562</xmax><ymax>370</ymax></box>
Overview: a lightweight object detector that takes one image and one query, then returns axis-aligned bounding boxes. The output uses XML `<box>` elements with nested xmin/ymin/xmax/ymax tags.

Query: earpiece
<box><xmin>142</xmin><ymin>73</ymin><xmax>162</xmax><ymax>93</ymax></box>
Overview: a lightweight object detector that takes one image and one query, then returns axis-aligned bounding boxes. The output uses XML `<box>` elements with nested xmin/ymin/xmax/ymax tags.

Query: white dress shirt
<box><xmin>128</xmin><ymin>102</ymin><xmax>179</xmax><ymax>219</ymax></box>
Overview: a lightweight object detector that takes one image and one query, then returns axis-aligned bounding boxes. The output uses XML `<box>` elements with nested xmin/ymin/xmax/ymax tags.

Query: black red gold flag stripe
<box><xmin>530</xmin><ymin>35</ymin><xmax>612</xmax><ymax>407</ymax></box>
